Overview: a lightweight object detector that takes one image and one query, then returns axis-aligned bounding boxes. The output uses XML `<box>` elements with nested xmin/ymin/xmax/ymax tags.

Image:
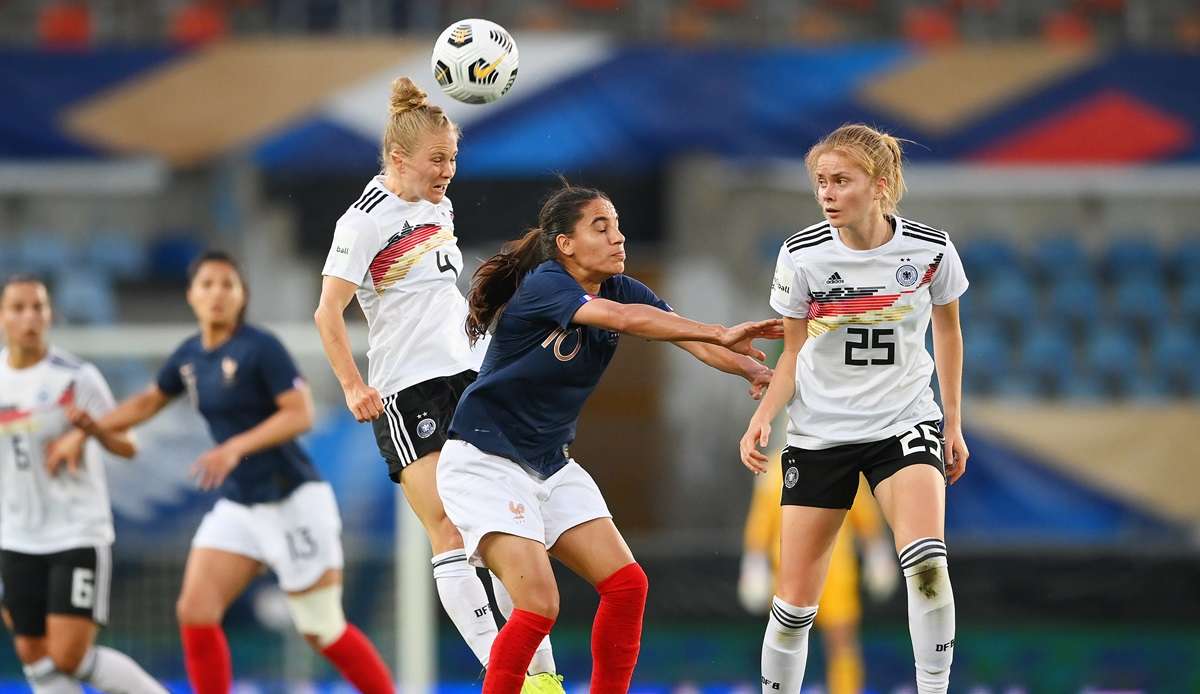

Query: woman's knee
<box><xmin>46</xmin><ymin>637</ymin><xmax>90</xmax><ymax>674</ymax></box>
<box><xmin>176</xmin><ymin>590</ymin><xmax>225</xmax><ymax>625</ymax></box>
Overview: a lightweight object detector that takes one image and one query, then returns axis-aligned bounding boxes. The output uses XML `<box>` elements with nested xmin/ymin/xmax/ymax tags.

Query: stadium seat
<box><xmin>148</xmin><ymin>234</ymin><xmax>205</xmax><ymax>282</ymax></box>
<box><xmin>1178</xmin><ymin>281</ymin><xmax>1200</xmax><ymax>327</ymax></box>
<box><xmin>1030</xmin><ymin>235</ymin><xmax>1089</xmax><ymax>283</ymax></box>
<box><xmin>1048</xmin><ymin>276</ymin><xmax>1102</xmax><ymax>332</ymax></box>
<box><xmin>1019</xmin><ymin>324</ymin><xmax>1075</xmax><ymax>394</ymax></box>
<box><xmin>17</xmin><ymin>230</ymin><xmax>75</xmax><ymax>276</ymax></box>
<box><xmin>1167</xmin><ymin>237</ymin><xmax>1200</xmax><ymax>284</ymax></box>
<box><xmin>1062</xmin><ymin>372</ymin><xmax>1106</xmax><ymax>401</ymax></box>
<box><xmin>54</xmin><ymin>271</ymin><xmax>117</xmax><ymax>324</ymax></box>
<box><xmin>958</xmin><ymin>237</ymin><xmax>1023</xmax><ymax>284</ymax></box>
<box><xmin>964</xmin><ymin>322</ymin><xmax>1010</xmax><ymax>393</ymax></box>
<box><xmin>1101</xmin><ymin>236</ymin><xmax>1163</xmax><ymax>280</ymax></box>
<box><xmin>85</xmin><ymin>232</ymin><xmax>147</xmax><ymax>281</ymax></box>
<box><xmin>1150</xmin><ymin>325</ymin><xmax>1199</xmax><ymax>383</ymax></box>
<box><xmin>982</xmin><ymin>274</ymin><xmax>1037</xmax><ymax>329</ymax></box>
<box><xmin>1112</xmin><ymin>280</ymin><xmax>1169</xmax><ymax>333</ymax></box>
<box><xmin>1085</xmin><ymin>325</ymin><xmax>1141</xmax><ymax>395</ymax></box>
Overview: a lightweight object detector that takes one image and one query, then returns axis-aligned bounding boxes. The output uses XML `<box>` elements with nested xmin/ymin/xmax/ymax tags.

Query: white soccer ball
<box><xmin>431</xmin><ymin>18</ymin><xmax>519</xmax><ymax>104</ymax></box>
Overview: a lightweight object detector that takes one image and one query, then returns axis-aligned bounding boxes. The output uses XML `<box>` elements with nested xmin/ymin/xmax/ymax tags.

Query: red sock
<box><xmin>483</xmin><ymin>608</ymin><xmax>555</xmax><ymax>694</ymax></box>
<box><xmin>590</xmin><ymin>562</ymin><xmax>649</xmax><ymax>693</ymax></box>
<box><xmin>320</xmin><ymin>624</ymin><xmax>395</xmax><ymax>694</ymax></box>
<box><xmin>180</xmin><ymin>624</ymin><xmax>232</xmax><ymax>694</ymax></box>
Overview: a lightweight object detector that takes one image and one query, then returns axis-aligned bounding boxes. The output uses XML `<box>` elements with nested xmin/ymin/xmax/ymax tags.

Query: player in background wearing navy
<box><xmin>48</xmin><ymin>253</ymin><xmax>393</xmax><ymax>694</ymax></box>
<box><xmin>314</xmin><ymin>77</ymin><xmax>563</xmax><ymax>691</ymax></box>
<box><xmin>439</xmin><ymin>184</ymin><xmax>779</xmax><ymax>694</ymax></box>
<box><xmin>1</xmin><ymin>275</ymin><xmax>167</xmax><ymax>694</ymax></box>
<box><xmin>740</xmin><ymin>125</ymin><xmax>969</xmax><ymax>694</ymax></box>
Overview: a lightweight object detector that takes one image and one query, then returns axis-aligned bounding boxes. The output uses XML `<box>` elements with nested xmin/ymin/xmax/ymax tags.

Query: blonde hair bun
<box><xmin>390</xmin><ymin>77</ymin><xmax>429</xmax><ymax>117</ymax></box>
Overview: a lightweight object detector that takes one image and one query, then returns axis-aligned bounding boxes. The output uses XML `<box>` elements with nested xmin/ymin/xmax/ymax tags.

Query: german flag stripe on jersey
<box><xmin>368</xmin><ymin>223</ymin><xmax>455</xmax><ymax>291</ymax></box>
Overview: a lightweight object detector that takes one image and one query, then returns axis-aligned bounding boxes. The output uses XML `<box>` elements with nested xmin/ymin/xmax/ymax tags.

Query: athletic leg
<box><xmin>176</xmin><ymin>548</ymin><xmax>261</xmax><ymax>694</ymax></box>
<box><xmin>873</xmin><ymin>463</ymin><xmax>954</xmax><ymax>694</ymax></box>
<box><xmin>287</xmin><ymin>569</ymin><xmax>392</xmax><ymax>694</ymax></box>
<box><xmin>477</xmin><ymin>533</ymin><xmax>559</xmax><ymax>694</ymax></box>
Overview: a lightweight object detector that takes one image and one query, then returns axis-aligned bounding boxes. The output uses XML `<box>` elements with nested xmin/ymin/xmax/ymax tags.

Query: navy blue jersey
<box><xmin>157</xmin><ymin>324</ymin><xmax>320</xmax><ymax>504</ymax></box>
<box><xmin>449</xmin><ymin>261</ymin><xmax>671</xmax><ymax>477</ymax></box>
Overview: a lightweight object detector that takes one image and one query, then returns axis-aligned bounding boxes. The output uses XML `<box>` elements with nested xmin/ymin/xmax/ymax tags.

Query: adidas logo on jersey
<box><xmin>826</xmin><ymin>272</ymin><xmax>844</xmax><ymax>285</ymax></box>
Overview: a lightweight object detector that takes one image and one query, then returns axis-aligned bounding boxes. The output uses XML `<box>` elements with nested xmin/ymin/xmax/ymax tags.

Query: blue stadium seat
<box><xmin>1150</xmin><ymin>325</ymin><xmax>1199</xmax><ymax>383</ymax></box>
<box><xmin>1167</xmin><ymin>237</ymin><xmax>1200</xmax><ymax>284</ymax></box>
<box><xmin>1100</xmin><ymin>236</ymin><xmax>1163</xmax><ymax>280</ymax></box>
<box><xmin>1085</xmin><ymin>326</ymin><xmax>1141</xmax><ymax>395</ymax></box>
<box><xmin>1179</xmin><ymin>280</ymin><xmax>1200</xmax><ymax>327</ymax></box>
<box><xmin>1019</xmin><ymin>324</ymin><xmax>1075</xmax><ymax>393</ymax></box>
<box><xmin>53</xmin><ymin>271</ymin><xmax>117</xmax><ymax>324</ymax></box>
<box><xmin>85</xmin><ymin>232</ymin><xmax>147</xmax><ymax>280</ymax></box>
<box><xmin>964</xmin><ymin>322</ymin><xmax>1009</xmax><ymax>393</ymax></box>
<box><xmin>983</xmin><ymin>275</ymin><xmax>1037</xmax><ymax>328</ymax></box>
<box><xmin>1112</xmin><ymin>280</ymin><xmax>1169</xmax><ymax>332</ymax></box>
<box><xmin>992</xmin><ymin>373</ymin><xmax>1038</xmax><ymax>399</ymax></box>
<box><xmin>958</xmin><ymin>236</ymin><xmax>1023</xmax><ymax>283</ymax></box>
<box><xmin>1048</xmin><ymin>276</ymin><xmax>1102</xmax><ymax>331</ymax></box>
<box><xmin>1062</xmin><ymin>372</ymin><xmax>1106</xmax><ymax>401</ymax></box>
<box><xmin>17</xmin><ymin>230</ymin><xmax>76</xmax><ymax>276</ymax></box>
<box><xmin>148</xmin><ymin>234</ymin><xmax>205</xmax><ymax>282</ymax></box>
<box><xmin>1030</xmin><ymin>235</ymin><xmax>1089</xmax><ymax>282</ymax></box>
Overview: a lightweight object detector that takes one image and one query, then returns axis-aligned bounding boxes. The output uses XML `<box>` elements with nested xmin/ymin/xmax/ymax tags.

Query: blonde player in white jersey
<box><xmin>313</xmin><ymin>77</ymin><xmax>562</xmax><ymax>691</ymax></box>
<box><xmin>0</xmin><ymin>275</ymin><xmax>167</xmax><ymax>694</ymax></box>
<box><xmin>740</xmin><ymin>124</ymin><xmax>969</xmax><ymax>694</ymax></box>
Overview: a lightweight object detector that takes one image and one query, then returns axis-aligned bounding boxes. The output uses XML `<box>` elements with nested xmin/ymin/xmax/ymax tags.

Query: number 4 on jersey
<box><xmin>436</xmin><ymin>250</ymin><xmax>459</xmax><ymax>278</ymax></box>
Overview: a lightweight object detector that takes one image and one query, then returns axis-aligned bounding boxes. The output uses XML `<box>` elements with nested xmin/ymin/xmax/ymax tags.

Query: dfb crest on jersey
<box><xmin>416</xmin><ymin>417</ymin><xmax>437</xmax><ymax>439</ymax></box>
<box><xmin>784</xmin><ymin>466</ymin><xmax>800</xmax><ymax>489</ymax></box>
<box><xmin>896</xmin><ymin>264</ymin><xmax>919</xmax><ymax>287</ymax></box>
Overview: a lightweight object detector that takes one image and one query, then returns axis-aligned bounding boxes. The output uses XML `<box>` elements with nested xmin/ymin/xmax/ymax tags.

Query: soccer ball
<box><xmin>431</xmin><ymin>18</ymin><xmax>519</xmax><ymax>104</ymax></box>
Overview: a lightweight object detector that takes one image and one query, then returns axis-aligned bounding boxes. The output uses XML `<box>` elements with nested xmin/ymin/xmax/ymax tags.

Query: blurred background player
<box><xmin>740</xmin><ymin>454</ymin><xmax>898</xmax><ymax>694</ymax></box>
<box><xmin>741</xmin><ymin>124</ymin><xmax>968</xmax><ymax>694</ymax></box>
<box><xmin>48</xmin><ymin>253</ymin><xmax>394</xmax><ymax>694</ymax></box>
<box><xmin>441</xmin><ymin>184</ymin><xmax>777</xmax><ymax>693</ymax></box>
<box><xmin>0</xmin><ymin>275</ymin><xmax>167</xmax><ymax>694</ymax></box>
<box><xmin>313</xmin><ymin>77</ymin><xmax>564</xmax><ymax>690</ymax></box>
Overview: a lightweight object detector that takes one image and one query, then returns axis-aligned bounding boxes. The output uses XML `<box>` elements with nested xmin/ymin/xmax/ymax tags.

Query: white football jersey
<box><xmin>322</xmin><ymin>177</ymin><xmax>485</xmax><ymax>399</ymax></box>
<box><xmin>769</xmin><ymin>217</ymin><xmax>969</xmax><ymax>449</ymax></box>
<box><xmin>0</xmin><ymin>348</ymin><xmax>117</xmax><ymax>553</ymax></box>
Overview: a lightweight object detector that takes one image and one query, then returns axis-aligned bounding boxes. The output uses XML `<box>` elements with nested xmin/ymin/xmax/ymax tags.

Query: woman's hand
<box><xmin>745</xmin><ymin>362</ymin><xmax>773</xmax><ymax>400</ymax></box>
<box><xmin>343</xmin><ymin>381</ymin><xmax>385</xmax><ymax>422</ymax></box>
<box><xmin>739</xmin><ymin>416</ymin><xmax>772</xmax><ymax>474</ymax></box>
<box><xmin>45</xmin><ymin>430</ymin><xmax>87</xmax><ymax>478</ymax></box>
<box><xmin>720</xmin><ymin>319</ymin><xmax>785</xmax><ymax>360</ymax></box>
<box><xmin>942</xmin><ymin>424</ymin><xmax>969</xmax><ymax>484</ymax></box>
<box><xmin>192</xmin><ymin>444</ymin><xmax>242</xmax><ymax>491</ymax></box>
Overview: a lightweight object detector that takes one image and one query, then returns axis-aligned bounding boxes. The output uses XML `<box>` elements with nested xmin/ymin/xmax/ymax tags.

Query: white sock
<box><xmin>74</xmin><ymin>646</ymin><xmax>168</xmax><ymax>694</ymax></box>
<box><xmin>760</xmin><ymin>596</ymin><xmax>817</xmax><ymax>693</ymax></box>
<box><xmin>432</xmin><ymin>549</ymin><xmax>498</xmax><ymax>666</ymax></box>
<box><xmin>23</xmin><ymin>656</ymin><xmax>82</xmax><ymax>694</ymax></box>
<box><xmin>491</xmin><ymin>570</ymin><xmax>556</xmax><ymax>675</ymax></box>
<box><xmin>899</xmin><ymin>537</ymin><xmax>955</xmax><ymax>694</ymax></box>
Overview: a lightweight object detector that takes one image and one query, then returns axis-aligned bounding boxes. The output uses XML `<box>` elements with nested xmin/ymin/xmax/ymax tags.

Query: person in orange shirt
<box><xmin>740</xmin><ymin>452</ymin><xmax>898</xmax><ymax>694</ymax></box>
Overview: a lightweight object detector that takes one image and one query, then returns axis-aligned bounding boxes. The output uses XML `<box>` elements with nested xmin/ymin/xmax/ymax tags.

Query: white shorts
<box><xmin>437</xmin><ymin>439</ymin><xmax>612</xmax><ymax>568</ymax></box>
<box><xmin>192</xmin><ymin>482</ymin><xmax>344</xmax><ymax>592</ymax></box>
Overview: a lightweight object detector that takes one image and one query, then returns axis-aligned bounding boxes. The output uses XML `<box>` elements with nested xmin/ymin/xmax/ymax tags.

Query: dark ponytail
<box><xmin>465</xmin><ymin>183</ymin><xmax>609</xmax><ymax>344</ymax></box>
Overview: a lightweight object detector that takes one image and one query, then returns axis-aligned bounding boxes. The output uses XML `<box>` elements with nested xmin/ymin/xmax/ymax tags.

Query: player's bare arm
<box><xmin>931</xmin><ymin>300</ymin><xmax>968</xmax><ymax>484</ymax></box>
<box><xmin>314</xmin><ymin>274</ymin><xmax>384</xmax><ymax>422</ymax></box>
<box><xmin>740</xmin><ymin>317</ymin><xmax>808</xmax><ymax>473</ymax></box>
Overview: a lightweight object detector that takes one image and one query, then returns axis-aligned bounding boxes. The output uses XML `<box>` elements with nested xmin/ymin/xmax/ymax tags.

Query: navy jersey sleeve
<box><xmin>509</xmin><ymin>269</ymin><xmax>595</xmax><ymax>329</ymax></box>
<box><xmin>155</xmin><ymin>343</ymin><xmax>187</xmax><ymax>397</ymax></box>
<box><xmin>612</xmin><ymin>275</ymin><xmax>672</xmax><ymax>312</ymax></box>
<box><xmin>254</xmin><ymin>331</ymin><xmax>304</xmax><ymax>399</ymax></box>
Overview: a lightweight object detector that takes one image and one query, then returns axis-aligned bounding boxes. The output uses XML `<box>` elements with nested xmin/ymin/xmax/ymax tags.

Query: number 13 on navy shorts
<box><xmin>780</xmin><ymin>420</ymin><xmax>946</xmax><ymax>509</ymax></box>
